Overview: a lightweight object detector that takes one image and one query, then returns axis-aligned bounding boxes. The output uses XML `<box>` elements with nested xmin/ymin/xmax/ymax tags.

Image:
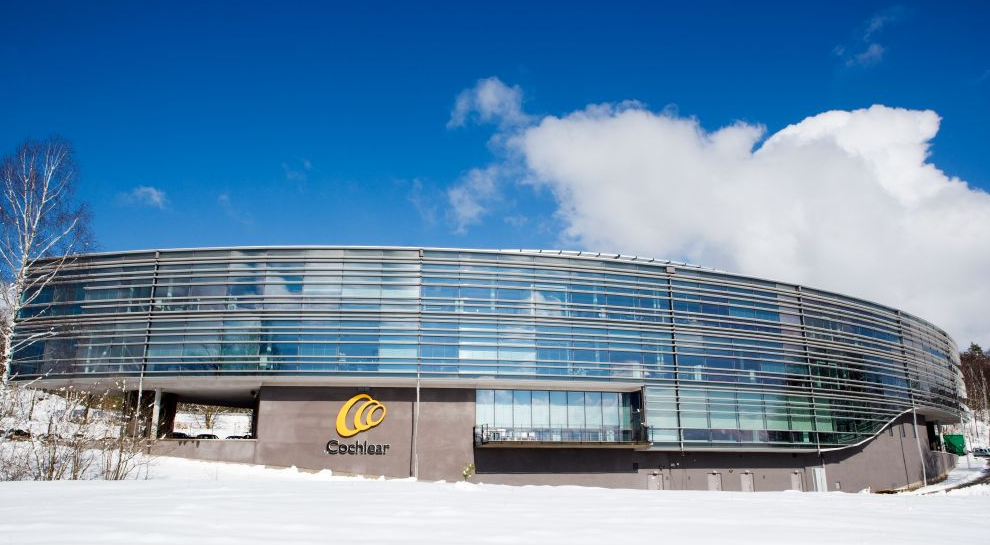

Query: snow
<box><xmin>145</xmin><ymin>455</ymin><xmax>344</xmax><ymax>482</ymax></box>
<box><xmin>943</xmin><ymin>407</ymin><xmax>990</xmax><ymax>450</ymax></box>
<box><xmin>1</xmin><ymin>389</ymin><xmax>116</xmax><ymax>437</ymax></box>
<box><xmin>908</xmin><ymin>454</ymin><xmax>989</xmax><ymax>494</ymax></box>
<box><xmin>0</xmin><ymin>456</ymin><xmax>988</xmax><ymax>545</ymax></box>
<box><xmin>172</xmin><ymin>411</ymin><xmax>251</xmax><ymax>438</ymax></box>
<box><xmin>945</xmin><ymin>483</ymin><xmax>990</xmax><ymax>497</ymax></box>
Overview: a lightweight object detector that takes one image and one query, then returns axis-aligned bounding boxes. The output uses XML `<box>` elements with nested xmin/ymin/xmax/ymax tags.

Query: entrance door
<box><xmin>707</xmin><ymin>472</ymin><xmax>722</xmax><ymax>491</ymax></box>
<box><xmin>648</xmin><ymin>472</ymin><xmax>661</xmax><ymax>490</ymax></box>
<box><xmin>790</xmin><ymin>471</ymin><xmax>804</xmax><ymax>492</ymax></box>
<box><xmin>740</xmin><ymin>472</ymin><xmax>755</xmax><ymax>492</ymax></box>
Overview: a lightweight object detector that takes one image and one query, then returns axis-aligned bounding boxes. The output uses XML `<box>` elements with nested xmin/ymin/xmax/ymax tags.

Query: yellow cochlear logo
<box><xmin>336</xmin><ymin>393</ymin><xmax>387</xmax><ymax>437</ymax></box>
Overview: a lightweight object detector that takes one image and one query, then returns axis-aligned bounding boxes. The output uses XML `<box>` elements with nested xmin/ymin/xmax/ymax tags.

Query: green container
<box><xmin>943</xmin><ymin>434</ymin><xmax>966</xmax><ymax>455</ymax></box>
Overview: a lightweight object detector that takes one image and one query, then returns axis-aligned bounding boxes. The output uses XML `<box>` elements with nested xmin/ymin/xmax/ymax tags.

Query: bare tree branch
<box><xmin>0</xmin><ymin>136</ymin><xmax>94</xmax><ymax>383</ymax></box>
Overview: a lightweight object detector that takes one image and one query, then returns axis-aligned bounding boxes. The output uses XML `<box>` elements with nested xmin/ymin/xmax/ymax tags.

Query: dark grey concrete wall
<box><xmin>254</xmin><ymin>386</ymin><xmax>414</xmax><ymax>478</ymax></box>
<box><xmin>154</xmin><ymin>386</ymin><xmax>957</xmax><ymax>492</ymax></box>
<box><xmin>474</xmin><ymin>448</ymin><xmax>807</xmax><ymax>490</ymax></box>
<box><xmin>471</xmin><ymin>414</ymin><xmax>955</xmax><ymax>491</ymax></box>
<box><xmin>415</xmin><ymin>388</ymin><xmax>476</xmax><ymax>482</ymax></box>
<box><xmin>153</xmin><ymin>438</ymin><xmax>257</xmax><ymax>464</ymax></box>
<box><xmin>822</xmin><ymin>413</ymin><xmax>956</xmax><ymax>492</ymax></box>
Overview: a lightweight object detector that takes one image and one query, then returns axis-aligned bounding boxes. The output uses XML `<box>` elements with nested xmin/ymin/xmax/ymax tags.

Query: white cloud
<box><xmin>847</xmin><ymin>43</ymin><xmax>885</xmax><ymax>67</ymax></box>
<box><xmin>449</xmin><ymin>85</ymin><xmax>990</xmax><ymax>345</ymax></box>
<box><xmin>120</xmin><ymin>186</ymin><xmax>169</xmax><ymax>209</ymax></box>
<box><xmin>864</xmin><ymin>7</ymin><xmax>904</xmax><ymax>41</ymax></box>
<box><xmin>836</xmin><ymin>6</ymin><xmax>905</xmax><ymax>68</ymax></box>
<box><xmin>448</xmin><ymin>77</ymin><xmax>530</xmax><ymax>129</ymax></box>
<box><xmin>447</xmin><ymin>166</ymin><xmax>501</xmax><ymax>234</ymax></box>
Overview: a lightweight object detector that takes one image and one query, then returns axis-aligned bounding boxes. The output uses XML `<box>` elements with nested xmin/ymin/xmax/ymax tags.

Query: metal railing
<box><xmin>473</xmin><ymin>424</ymin><xmax>649</xmax><ymax>445</ymax></box>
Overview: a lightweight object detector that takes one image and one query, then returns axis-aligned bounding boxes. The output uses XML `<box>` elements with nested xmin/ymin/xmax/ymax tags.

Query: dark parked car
<box><xmin>168</xmin><ymin>431</ymin><xmax>191</xmax><ymax>439</ymax></box>
<box><xmin>225</xmin><ymin>434</ymin><xmax>255</xmax><ymax>439</ymax></box>
<box><xmin>195</xmin><ymin>434</ymin><xmax>219</xmax><ymax>440</ymax></box>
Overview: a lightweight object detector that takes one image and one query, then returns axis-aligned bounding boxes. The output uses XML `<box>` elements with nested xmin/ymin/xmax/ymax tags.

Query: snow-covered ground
<box><xmin>0</xmin><ymin>456</ymin><xmax>988</xmax><ymax>545</ymax></box>
<box><xmin>908</xmin><ymin>454</ymin><xmax>989</xmax><ymax>494</ymax></box>
<box><xmin>172</xmin><ymin>411</ymin><xmax>251</xmax><ymax>438</ymax></box>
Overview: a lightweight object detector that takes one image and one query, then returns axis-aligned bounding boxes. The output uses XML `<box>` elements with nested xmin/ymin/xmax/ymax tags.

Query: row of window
<box><xmin>24</xmin><ymin>273</ymin><xmax>918</xmax><ymax>339</ymax></box>
<box><xmin>646</xmin><ymin>387</ymin><xmax>907</xmax><ymax>447</ymax></box>
<box><xmin>27</xmin><ymin>246</ymin><xmax>943</xmax><ymax>325</ymax></box>
<box><xmin>475</xmin><ymin>389</ymin><xmax>637</xmax><ymax>430</ymax></box>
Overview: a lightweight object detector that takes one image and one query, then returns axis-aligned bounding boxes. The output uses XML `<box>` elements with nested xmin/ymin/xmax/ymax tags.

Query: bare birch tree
<box><xmin>0</xmin><ymin>138</ymin><xmax>152</xmax><ymax>481</ymax></box>
<box><xmin>957</xmin><ymin>343</ymin><xmax>990</xmax><ymax>446</ymax></box>
<box><xmin>0</xmin><ymin>136</ymin><xmax>92</xmax><ymax>383</ymax></box>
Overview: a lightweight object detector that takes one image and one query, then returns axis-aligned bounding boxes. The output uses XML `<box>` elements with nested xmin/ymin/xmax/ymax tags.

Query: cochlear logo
<box><xmin>335</xmin><ymin>393</ymin><xmax>387</xmax><ymax>437</ymax></box>
<box><xmin>327</xmin><ymin>393</ymin><xmax>391</xmax><ymax>456</ymax></box>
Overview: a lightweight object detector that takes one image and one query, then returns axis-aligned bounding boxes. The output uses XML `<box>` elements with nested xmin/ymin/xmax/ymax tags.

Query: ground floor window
<box><xmin>475</xmin><ymin>389</ymin><xmax>640</xmax><ymax>442</ymax></box>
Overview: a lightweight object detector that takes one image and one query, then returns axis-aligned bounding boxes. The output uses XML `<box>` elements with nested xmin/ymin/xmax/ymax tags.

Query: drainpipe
<box><xmin>411</xmin><ymin>248</ymin><xmax>422</xmax><ymax>480</ymax></box>
<box><xmin>411</xmin><ymin>372</ymin><xmax>420</xmax><ymax>480</ymax></box>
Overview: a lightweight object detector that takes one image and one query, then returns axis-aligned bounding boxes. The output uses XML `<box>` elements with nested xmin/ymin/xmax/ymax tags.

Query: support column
<box><xmin>249</xmin><ymin>392</ymin><xmax>260</xmax><ymax>438</ymax></box>
<box><xmin>157</xmin><ymin>393</ymin><xmax>178</xmax><ymax>439</ymax></box>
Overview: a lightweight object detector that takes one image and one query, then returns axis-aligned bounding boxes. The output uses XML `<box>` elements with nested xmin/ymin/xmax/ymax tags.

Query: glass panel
<box><xmin>494</xmin><ymin>390</ymin><xmax>513</xmax><ymax>427</ymax></box>
<box><xmin>602</xmin><ymin>392</ymin><xmax>619</xmax><ymax>427</ymax></box>
<box><xmin>709</xmin><ymin>391</ymin><xmax>737</xmax><ymax>429</ymax></box>
<box><xmin>476</xmin><ymin>390</ymin><xmax>495</xmax><ymax>426</ymax></box>
<box><xmin>513</xmin><ymin>390</ymin><xmax>532</xmax><ymax>428</ymax></box>
<box><xmin>764</xmin><ymin>394</ymin><xmax>789</xmax><ymax>430</ymax></box>
<box><xmin>532</xmin><ymin>391</ymin><xmax>550</xmax><ymax>428</ymax></box>
<box><xmin>460</xmin><ymin>346</ymin><xmax>498</xmax><ymax>360</ymax></box>
<box><xmin>379</xmin><ymin>345</ymin><xmax>417</xmax><ymax>359</ymax></box>
<box><xmin>584</xmin><ymin>392</ymin><xmax>603</xmax><ymax>427</ymax></box>
<box><xmin>550</xmin><ymin>391</ymin><xmax>568</xmax><ymax>428</ymax></box>
<box><xmin>302</xmin><ymin>277</ymin><xmax>342</xmax><ymax>295</ymax></box>
<box><xmin>789</xmin><ymin>396</ymin><xmax>813</xmax><ymax>431</ymax></box>
<box><xmin>737</xmin><ymin>393</ymin><xmax>764</xmax><ymax>430</ymax></box>
<box><xmin>567</xmin><ymin>391</ymin><xmax>585</xmax><ymax>429</ymax></box>
<box><xmin>680</xmin><ymin>389</ymin><xmax>708</xmax><ymax>428</ymax></box>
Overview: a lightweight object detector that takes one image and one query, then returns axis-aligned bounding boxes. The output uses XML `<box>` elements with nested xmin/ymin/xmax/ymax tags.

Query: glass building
<box><xmin>9</xmin><ymin>247</ymin><xmax>964</xmax><ymax>490</ymax></box>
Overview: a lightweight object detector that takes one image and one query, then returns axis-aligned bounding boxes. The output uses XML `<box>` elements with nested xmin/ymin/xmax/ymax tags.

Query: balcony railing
<box><xmin>473</xmin><ymin>424</ymin><xmax>650</xmax><ymax>446</ymax></box>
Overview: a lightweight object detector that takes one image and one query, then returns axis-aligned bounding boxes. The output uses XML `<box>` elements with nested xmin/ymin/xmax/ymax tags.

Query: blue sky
<box><xmin>1</xmin><ymin>1</ymin><xmax>988</xmax><ymax>253</ymax></box>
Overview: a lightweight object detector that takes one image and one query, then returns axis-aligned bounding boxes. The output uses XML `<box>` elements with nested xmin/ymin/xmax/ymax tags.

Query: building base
<box><xmin>150</xmin><ymin>385</ymin><xmax>956</xmax><ymax>492</ymax></box>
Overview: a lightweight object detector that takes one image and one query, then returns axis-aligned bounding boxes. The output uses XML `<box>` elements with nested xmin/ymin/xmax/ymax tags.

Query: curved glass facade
<box><xmin>10</xmin><ymin>247</ymin><xmax>963</xmax><ymax>450</ymax></box>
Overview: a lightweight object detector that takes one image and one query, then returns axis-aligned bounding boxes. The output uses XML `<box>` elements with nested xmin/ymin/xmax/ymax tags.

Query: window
<box><xmin>477</xmin><ymin>389</ymin><xmax>636</xmax><ymax>434</ymax></box>
<box><xmin>476</xmin><ymin>390</ymin><xmax>495</xmax><ymax>426</ymax></box>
